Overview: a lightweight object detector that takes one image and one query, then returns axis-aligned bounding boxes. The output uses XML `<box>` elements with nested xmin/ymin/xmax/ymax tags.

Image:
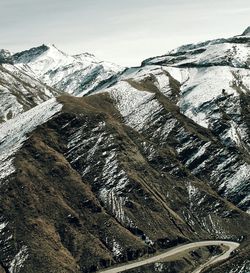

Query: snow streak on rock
<box><xmin>66</xmin><ymin>119</ymin><xmax>133</xmax><ymax>226</ymax></box>
<box><xmin>0</xmin><ymin>218</ymin><xmax>28</xmax><ymax>273</ymax></box>
<box><xmin>0</xmin><ymin>98</ymin><xmax>62</xmax><ymax>181</ymax></box>
<box><xmin>99</xmin><ymin>151</ymin><xmax>130</xmax><ymax>225</ymax></box>
<box><xmin>9</xmin><ymin>246</ymin><xmax>29</xmax><ymax>273</ymax></box>
<box><xmin>0</xmin><ymin>64</ymin><xmax>58</xmax><ymax>122</ymax></box>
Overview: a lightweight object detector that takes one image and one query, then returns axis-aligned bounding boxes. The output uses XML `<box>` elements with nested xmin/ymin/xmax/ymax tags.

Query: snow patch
<box><xmin>9</xmin><ymin>245</ymin><xmax>28</xmax><ymax>273</ymax></box>
<box><xmin>109</xmin><ymin>81</ymin><xmax>163</xmax><ymax>131</ymax></box>
<box><xmin>185</xmin><ymin>142</ymin><xmax>211</xmax><ymax>167</ymax></box>
<box><xmin>224</xmin><ymin>164</ymin><xmax>250</xmax><ymax>191</ymax></box>
<box><xmin>186</xmin><ymin>182</ymin><xmax>199</xmax><ymax>208</ymax></box>
<box><xmin>0</xmin><ymin>221</ymin><xmax>8</xmax><ymax>232</ymax></box>
<box><xmin>154</xmin><ymin>262</ymin><xmax>164</xmax><ymax>272</ymax></box>
<box><xmin>0</xmin><ymin>98</ymin><xmax>62</xmax><ymax>181</ymax></box>
<box><xmin>99</xmin><ymin>151</ymin><xmax>130</xmax><ymax>224</ymax></box>
<box><xmin>112</xmin><ymin>239</ymin><xmax>123</xmax><ymax>258</ymax></box>
<box><xmin>178</xmin><ymin>67</ymin><xmax>237</xmax><ymax>128</ymax></box>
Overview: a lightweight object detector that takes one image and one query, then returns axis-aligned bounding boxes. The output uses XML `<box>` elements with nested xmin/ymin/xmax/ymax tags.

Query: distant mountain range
<box><xmin>0</xmin><ymin>26</ymin><xmax>249</xmax><ymax>273</ymax></box>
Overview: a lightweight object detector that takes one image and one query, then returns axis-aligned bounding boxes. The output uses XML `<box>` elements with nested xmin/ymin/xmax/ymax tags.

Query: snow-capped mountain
<box><xmin>0</xmin><ymin>44</ymin><xmax>123</xmax><ymax>123</ymax></box>
<box><xmin>13</xmin><ymin>44</ymin><xmax>123</xmax><ymax>96</ymax></box>
<box><xmin>143</xmin><ymin>28</ymin><xmax>250</xmax><ymax>68</ymax></box>
<box><xmin>96</xmin><ymin>28</ymin><xmax>250</xmax><ymax>216</ymax></box>
<box><xmin>141</xmin><ymin>27</ymin><xmax>250</xmax><ymax>136</ymax></box>
<box><xmin>0</xmin><ymin>27</ymin><xmax>250</xmax><ymax>273</ymax></box>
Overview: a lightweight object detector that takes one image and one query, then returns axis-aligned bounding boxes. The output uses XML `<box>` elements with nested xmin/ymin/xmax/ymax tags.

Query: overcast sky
<box><xmin>1</xmin><ymin>0</ymin><xmax>250</xmax><ymax>66</ymax></box>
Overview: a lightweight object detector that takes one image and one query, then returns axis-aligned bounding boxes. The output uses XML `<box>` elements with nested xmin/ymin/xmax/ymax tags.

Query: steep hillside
<box><xmin>0</xmin><ymin>27</ymin><xmax>250</xmax><ymax>273</ymax></box>
<box><xmin>93</xmin><ymin>27</ymin><xmax>250</xmax><ymax>214</ymax></box>
<box><xmin>0</xmin><ymin>64</ymin><xmax>60</xmax><ymax>123</ymax></box>
<box><xmin>142</xmin><ymin>27</ymin><xmax>250</xmax><ymax>143</ymax></box>
<box><xmin>0</xmin><ymin>93</ymin><xmax>249</xmax><ymax>273</ymax></box>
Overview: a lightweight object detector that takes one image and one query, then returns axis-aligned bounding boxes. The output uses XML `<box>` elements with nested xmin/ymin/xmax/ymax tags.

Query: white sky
<box><xmin>1</xmin><ymin>0</ymin><xmax>250</xmax><ymax>66</ymax></box>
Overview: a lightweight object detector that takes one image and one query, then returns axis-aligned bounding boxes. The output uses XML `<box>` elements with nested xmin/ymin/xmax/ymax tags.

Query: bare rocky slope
<box><xmin>0</xmin><ymin>27</ymin><xmax>250</xmax><ymax>273</ymax></box>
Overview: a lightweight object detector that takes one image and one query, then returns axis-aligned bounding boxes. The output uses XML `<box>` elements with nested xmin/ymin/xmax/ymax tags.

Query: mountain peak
<box><xmin>242</xmin><ymin>26</ymin><xmax>250</xmax><ymax>36</ymax></box>
<box><xmin>13</xmin><ymin>44</ymin><xmax>50</xmax><ymax>63</ymax></box>
<box><xmin>13</xmin><ymin>44</ymin><xmax>68</xmax><ymax>64</ymax></box>
<box><xmin>46</xmin><ymin>43</ymin><xmax>57</xmax><ymax>49</ymax></box>
<box><xmin>44</xmin><ymin>44</ymin><xmax>68</xmax><ymax>56</ymax></box>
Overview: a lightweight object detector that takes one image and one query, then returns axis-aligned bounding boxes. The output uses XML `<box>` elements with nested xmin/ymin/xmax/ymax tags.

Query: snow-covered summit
<box><xmin>0</xmin><ymin>43</ymin><xmax>123</xmax><ymax>122</ymax></box>
<box><xmin>73</xmin><ymin>52</ymin><xmax>97</xmax><ymax>62</ymax></box>
<box><xmin>140</xmin><ymin>29</ymin><xmax>250</xmax><ymax>135</ymax></box>
<box><xmin>143</xmin><ymin>33</ymin><xmax>249</xmax><ymax>69</ymax></box>
<box><xmin>13</xmin><ymin>44</ymin><xmax>51</xmax><ymax>64</ymax></box>
<box><xmin>14</xmin><ymin>44</ymin><xmax>76</xmax><ymax>76</ymax></box>
<box><xmin>12</xmin><ymin>44</ymin><xmax>124</xmax><ymax>96</ymax></box>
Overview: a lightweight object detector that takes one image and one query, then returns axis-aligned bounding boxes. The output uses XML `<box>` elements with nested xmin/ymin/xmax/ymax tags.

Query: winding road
<box><xmin>99</xmin><ymin>241</ymin><xmax>239</xmax><ymax>273</ymax></box>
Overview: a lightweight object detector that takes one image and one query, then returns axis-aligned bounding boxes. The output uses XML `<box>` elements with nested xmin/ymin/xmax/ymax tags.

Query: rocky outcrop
<box><xmin>0</xmin><ymin>50</ymin><xmax>13</xmax><ymax>64</ymax></box>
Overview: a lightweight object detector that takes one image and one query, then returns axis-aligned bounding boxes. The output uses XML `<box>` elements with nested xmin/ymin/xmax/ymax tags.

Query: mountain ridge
<box><xmin>13</xmin><ymin>44</ymin><xmax>124</xmax><ymax>96</ymax></box>
<box><xmin>0</xmin><ymin>27</ymin><xmax>250</xmax><ymax>273</ymax></box>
